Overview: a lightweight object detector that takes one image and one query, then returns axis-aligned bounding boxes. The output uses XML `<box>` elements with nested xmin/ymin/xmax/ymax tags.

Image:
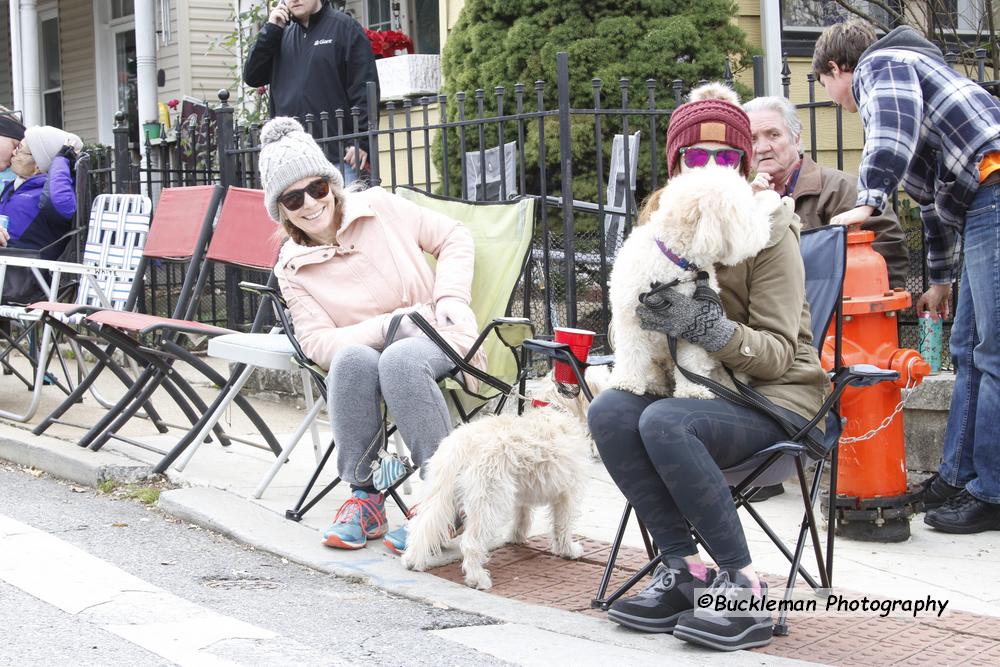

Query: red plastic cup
<box><xmin>553</xmin><ymin>327</ymin><xmax>595</xmax><ymax>384</ymax></box>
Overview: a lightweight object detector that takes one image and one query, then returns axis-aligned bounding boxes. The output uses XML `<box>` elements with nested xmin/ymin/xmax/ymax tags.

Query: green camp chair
<box><xmin>279</xmin><ymin>186</ymin><xmax>537</xmax><ymax>521</ymax></box>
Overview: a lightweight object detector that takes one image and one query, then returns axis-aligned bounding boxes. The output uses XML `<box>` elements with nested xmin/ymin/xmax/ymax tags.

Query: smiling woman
<box><xmin>258</xmin><ymin>116</ymin><xmax>484</xmax><ymax>555</ymax></box>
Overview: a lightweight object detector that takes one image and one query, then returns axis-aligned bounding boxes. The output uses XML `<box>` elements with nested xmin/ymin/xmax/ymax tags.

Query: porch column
<box><xmin>134</xmin><ymin>0</ymin><xmax>158</xmax><ymax>152</ymax></box>
<box><xmin>760</xmin><ymin>0</ymin><xmax>782</xmax><ymax>97</ymax></box>
<box><xmin>18</xmin><ymin>0</ymin><xmax>40</xmax><ymax>125</ymax></box>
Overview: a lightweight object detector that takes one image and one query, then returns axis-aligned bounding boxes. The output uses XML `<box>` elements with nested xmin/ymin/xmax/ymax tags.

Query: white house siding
<box><xmin>154</xmin><ymin>0</ymin><xmax>183</xmax><ymax>116</ymax></box>
<box><xmin>183</xmin><ymin>0</ymin><xmax>238</xmax><ymax>106</ymax></box>
<box><xmin>57</xmin><ymin>0</ymin><xmax>97</xmax><ymax>142</ymax></box>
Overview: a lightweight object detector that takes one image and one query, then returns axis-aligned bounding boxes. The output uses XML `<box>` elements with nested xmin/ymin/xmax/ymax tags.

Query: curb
<box><xmin>158</xmin><ymin>486</ymin><xmax>810</xmax><ymax>666</ymax></box>
<box><xmin>0</xmin><ymin>429</ymin><xmax>154</xmax><ymax>487</ymax></box>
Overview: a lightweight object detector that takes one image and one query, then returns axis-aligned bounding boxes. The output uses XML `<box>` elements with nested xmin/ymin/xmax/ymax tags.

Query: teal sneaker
<box><xmin>322</xmin><ymin>490</ymin><xmax>387</xmax><ymax>549</ymax></box>
<box><xmin>383</xmin><ymin>523</ymin><xmax>409</xmax><ymax>555</ymax></box>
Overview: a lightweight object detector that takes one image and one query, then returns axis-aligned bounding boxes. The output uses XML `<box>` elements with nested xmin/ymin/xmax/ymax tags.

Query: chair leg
<box><xmin>286</xmin><ymin>438</ymin><xmax>341</xmax><ymax>522</ymax></box>
<box><xmin>737</xmin><ymin>500</ymin><xmax>822</xmax><ymax>591</ymax></box>
<box><xmin>592</xmin><ymin>503</ymin><xmax>633</xmax><ymax>609</ymax></box>
<box><xmin>827</xmin><ymin>445</ymin><xmax>838</xmax><ymax>585</ymax></box>
<box><xmin>252</xmin><ymin>397</ymin><xmax>327</xmax><ymax>499</ymax></box>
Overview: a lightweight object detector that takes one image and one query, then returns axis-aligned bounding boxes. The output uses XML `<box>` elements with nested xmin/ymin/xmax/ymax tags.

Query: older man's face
<box><xmin>749</xmin><ymin>108</ymin><xmax>801</xmax><ymax>189</ymax></box>
<box><xmin>0</xmin><ymin>137</ymin><xmax>19</xmax><ymax>170</ymax></box>
<box><xmin>285</xmin><ymin>0</ymin><xmax>323</xmax><ymax>22</ymax></box>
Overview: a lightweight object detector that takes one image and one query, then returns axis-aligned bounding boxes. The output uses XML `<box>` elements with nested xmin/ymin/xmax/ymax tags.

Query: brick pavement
<box><xmin>427</xmin><ymin>536</ymin><xmax>1000</xmax><ymax>665</ymax></box>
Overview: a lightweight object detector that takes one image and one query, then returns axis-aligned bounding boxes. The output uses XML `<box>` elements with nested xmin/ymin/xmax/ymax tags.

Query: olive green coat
<box><xmin>792</xmin><ymin>155</ymin><xmax>909</xmax><ymax>288</ymax></box>
<box><xmin>713</xmin><ymin>202</ymin><xmax>830</xmax><ymax>427</ymax></box>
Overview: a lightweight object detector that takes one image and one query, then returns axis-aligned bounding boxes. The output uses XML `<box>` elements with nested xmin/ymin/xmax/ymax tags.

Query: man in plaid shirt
<box><xmin>813</xmin><ymin>19</ymin><xmax>1000</xmax><ymax>534</ymax></box>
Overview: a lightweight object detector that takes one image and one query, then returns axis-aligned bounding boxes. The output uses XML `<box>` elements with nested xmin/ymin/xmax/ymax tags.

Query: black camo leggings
<box><xmin>588</xmin><ymin>389</ymin><xmax>807</xmax><ymax>570</ymax></box>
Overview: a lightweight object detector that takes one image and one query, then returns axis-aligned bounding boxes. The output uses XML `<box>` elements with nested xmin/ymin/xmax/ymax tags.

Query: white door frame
<box><xmin>93</xmin><ymin>0</ymin><xmax>137</xmax><ymax>145</ymax></box>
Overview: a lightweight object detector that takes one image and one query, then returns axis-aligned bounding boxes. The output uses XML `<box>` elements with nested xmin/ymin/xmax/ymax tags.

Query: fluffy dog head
<box><xmin>647</xmin><ymin>165</ymin><xmax>779</xmax><ymax>267</ymax></box>
<box><xmin>529</xmin><ymin>365</ymin><xmax>611</xmax><ymax>423</ymax></box>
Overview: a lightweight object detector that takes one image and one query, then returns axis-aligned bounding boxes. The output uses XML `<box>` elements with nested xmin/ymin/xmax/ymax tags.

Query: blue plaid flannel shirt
<box><xmin>853</xmin><ymin>49</ymin><xmax>1000</xmax><ymax>283</ymax></box>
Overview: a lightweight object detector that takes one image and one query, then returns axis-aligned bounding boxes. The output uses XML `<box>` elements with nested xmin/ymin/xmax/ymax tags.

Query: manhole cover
<box><xmin>201</xmin><ymin>575</ymin><xmax>284</xmax><ymax>590</ymax></box>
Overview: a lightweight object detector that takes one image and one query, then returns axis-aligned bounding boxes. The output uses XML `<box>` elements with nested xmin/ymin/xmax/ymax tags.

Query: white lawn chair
<box><xmin>0</xmin><ymin>193</ymin><xmax>152</xmax><ymax>421</ymax></box>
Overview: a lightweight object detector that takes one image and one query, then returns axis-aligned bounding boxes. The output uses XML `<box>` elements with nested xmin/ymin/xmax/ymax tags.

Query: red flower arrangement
<box><xmin>365</xmin><ymin>29</ymin><xmax>414</xmax><ymax>59</ymax></box>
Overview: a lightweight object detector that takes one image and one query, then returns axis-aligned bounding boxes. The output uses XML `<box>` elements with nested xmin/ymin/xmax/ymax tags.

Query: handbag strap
<box><xmin>667</xmin><ymin>336</ymin><xmax>826</xmax><ymax>459</ymax></box>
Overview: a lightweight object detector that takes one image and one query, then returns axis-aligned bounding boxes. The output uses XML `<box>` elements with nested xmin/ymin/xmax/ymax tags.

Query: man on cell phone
<box><xmin>244</xmin><ymin>0</ymin><xmax>379</xmax><ymax>185</ymax></box>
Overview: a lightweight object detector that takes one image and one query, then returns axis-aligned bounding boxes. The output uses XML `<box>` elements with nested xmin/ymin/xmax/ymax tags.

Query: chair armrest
<box><xmin>0</xmin><ymin>255</ymin><xmax>100</xmax><ymax>275</ymax></box>
<box><xmin>239</xmin><ymin>280</ymin><xmax>283</xmax><ymax>301</ymax></box>
<box><xmin>839</xmin><ymin>364</ymin><xmax>900</xmax><ymax>387</ymax></box>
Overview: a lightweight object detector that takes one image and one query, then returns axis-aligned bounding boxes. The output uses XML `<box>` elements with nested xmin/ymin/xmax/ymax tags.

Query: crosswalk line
<box><xmin>0</xmin><ymin>513</ymin><xmax>338</xmax><ymax>666</ymax></box>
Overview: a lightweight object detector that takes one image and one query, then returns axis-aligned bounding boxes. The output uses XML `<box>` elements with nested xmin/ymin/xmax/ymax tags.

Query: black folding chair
<box><xmin>526</xmin><ymin>224</ymin><xmax>902</xmax><ymax>635</ymax></box>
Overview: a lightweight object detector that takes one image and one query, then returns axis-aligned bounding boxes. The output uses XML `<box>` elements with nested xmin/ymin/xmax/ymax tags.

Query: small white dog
<box><xmin>401</xmin><ymin>367</ymin><xmax>607</xmax><ymax>590</ymax></box>
<box><xmin>608</xmin><ymin>162</ymin><xmax>784</xmax><ymax>399</ymax></box>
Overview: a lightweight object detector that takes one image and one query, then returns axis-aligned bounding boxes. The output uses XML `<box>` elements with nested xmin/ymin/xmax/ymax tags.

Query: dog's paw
<box><xmin>610</xmin><ymin>378</ymin><xmax>647</xmax><ymax>395</ymax></box>
<box><xmin>675</xmin><ymin>384</ymin><xmax>716</xmax><ymax>400</ymax></box>
<box><xmin>553</xmin><ymin>540</ymin><xmax>584</xmax><ymax>560</ymax></box>
<box><xmin>509</xmin><ymin>530</ymin><xmax>529</xmax><ymax>545</ymax></box>
<box><xmin>400</xmin><ymin>551</ymin><xmax>426</xmax><ymax>572</ymax></box>
<box><xmin>464</xmin><ymin>569</ymin><xmax>493</xmax><ymax>590</ymax></box>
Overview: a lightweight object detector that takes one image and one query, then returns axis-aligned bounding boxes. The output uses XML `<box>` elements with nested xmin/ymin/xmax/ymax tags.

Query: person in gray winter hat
<box><xmin>259</xmin><ymin>115</ymin><xmax>480</xmax><ymax>555</ymax></box>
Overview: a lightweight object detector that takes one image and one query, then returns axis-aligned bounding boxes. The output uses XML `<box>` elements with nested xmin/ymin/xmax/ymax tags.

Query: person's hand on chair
<box><xmin>385</xmin><ymin>305</ymin><xmax>427</xmax><ymax>341</ymax></box>
<box><xmin>636</xmin><ymin>273</ymin><xmax>736</xmax><ymax>353</ymax></box>
<box><xmin>434</xmin><ymin>297</ymin><xmax>477</xmax><ymax>330</ymax></box>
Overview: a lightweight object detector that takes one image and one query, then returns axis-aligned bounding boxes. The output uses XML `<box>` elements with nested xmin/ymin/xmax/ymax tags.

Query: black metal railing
<box><xmin>97</xmin><ymin>49</ymin><xmax>998</xmax><ymax>366</ymax></box>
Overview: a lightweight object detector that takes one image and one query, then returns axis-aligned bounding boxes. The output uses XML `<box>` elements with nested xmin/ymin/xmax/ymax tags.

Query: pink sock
<box><xmin>751</xmin><ymin>582</ymin><xmax>762</xmax><ymax>597</ymax></box>
<box><xmin>687</xmin><ymin>561</ymin><xmax>709</xmax><ymax>581</ymax></box>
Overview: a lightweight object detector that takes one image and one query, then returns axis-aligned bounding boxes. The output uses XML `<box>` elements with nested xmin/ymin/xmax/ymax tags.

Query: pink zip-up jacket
<box><xmin>273</xmin><ymin>186</ymin><xmax>486</xmax><ymax>378</ymax></box>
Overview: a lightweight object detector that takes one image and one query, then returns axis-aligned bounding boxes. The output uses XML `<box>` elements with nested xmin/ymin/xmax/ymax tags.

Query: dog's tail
<box><xmin>402</xmin><ymin>431</ymin><xmax>467</xmax><ymax>569</ymax></box>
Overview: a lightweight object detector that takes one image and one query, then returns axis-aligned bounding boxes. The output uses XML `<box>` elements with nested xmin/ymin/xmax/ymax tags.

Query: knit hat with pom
<box><xmin>258</xmin><ymin>117</ymin><xmax>343</xmax><ymax>222</ymax></box>
<box><xmin>665</xmin><ymin>82</ymin><xmax>752</xmax><ymax>178</ymax></box>
<box><xmin>23</xmin><ymin>126</ymin><xmax>83</xmax><ymax>173</ymax></box>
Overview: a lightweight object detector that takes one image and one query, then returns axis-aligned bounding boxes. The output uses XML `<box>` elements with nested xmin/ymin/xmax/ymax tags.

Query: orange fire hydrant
<box><xmin>820</xmin><ymin>227</ymin><xmax>931</xmax><ymax>542</ymax></box>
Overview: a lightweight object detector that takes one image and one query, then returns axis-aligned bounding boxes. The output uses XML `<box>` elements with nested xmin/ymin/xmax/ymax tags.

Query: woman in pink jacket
<box><xmin>259</xmin><ymin>118</ymin><xmax>483</xmax><ymax>553</ymax></box>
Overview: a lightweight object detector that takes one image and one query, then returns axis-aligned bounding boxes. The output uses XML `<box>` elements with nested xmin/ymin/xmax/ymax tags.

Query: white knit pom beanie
<box><xmin>258</xmin><ymin>117</ymin><xmax>343</xmax><ymax>222</ymax></box>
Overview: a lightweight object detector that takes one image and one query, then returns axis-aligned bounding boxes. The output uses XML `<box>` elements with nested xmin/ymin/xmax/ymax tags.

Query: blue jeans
<box><xmin>939</xmin><ymin>182</ymin><xmax>1000</xmax><ymax>504</ymax></box>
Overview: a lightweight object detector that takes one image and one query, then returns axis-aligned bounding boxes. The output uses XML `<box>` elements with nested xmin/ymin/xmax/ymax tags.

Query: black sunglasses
<box><xmin>278</xmin><ymin>178</ymin><xmax>331</xmax><ymax>211</ymax></box>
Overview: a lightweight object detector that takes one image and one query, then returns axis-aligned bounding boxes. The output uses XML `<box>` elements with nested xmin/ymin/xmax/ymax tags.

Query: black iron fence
<box><xmin>100</xmin><ymin>50</ymin><xmax>1000</xmax><ymax>366</ymax></box>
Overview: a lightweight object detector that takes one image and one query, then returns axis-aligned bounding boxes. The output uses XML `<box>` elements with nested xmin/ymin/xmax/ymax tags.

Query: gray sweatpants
<box><xmin>326</xmin><ymin>338</ymin><xmax>455</xmax><ymax>486</ymax></box>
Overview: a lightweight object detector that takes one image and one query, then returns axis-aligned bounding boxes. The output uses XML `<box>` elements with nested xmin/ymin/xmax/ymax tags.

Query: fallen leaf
<box><xmin>111</xmin><ymin>522</ymin><xmax>128</xmax><ymax>528</ymax></box>
<box><xmin>160</xmin><ymin>560</ymin><xmax>177</xmax><ymax>566</ymax></box>
<box><xmin>70</xmin><ymin>486</ymin><xmax>87</xmax><ymax>493</ymax></box>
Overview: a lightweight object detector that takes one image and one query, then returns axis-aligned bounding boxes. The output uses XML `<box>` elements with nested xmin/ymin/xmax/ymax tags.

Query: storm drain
<box><xmin>201</xmin><ymin>575</ymin><xmax>285</xmax><ymax>591</ymax></box>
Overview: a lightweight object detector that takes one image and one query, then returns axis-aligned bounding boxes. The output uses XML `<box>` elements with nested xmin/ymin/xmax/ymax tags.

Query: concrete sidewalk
<box><xmin>1</xmin><ymin>352</ymin><xmax>998</xmax><ymax>665</ymax></box>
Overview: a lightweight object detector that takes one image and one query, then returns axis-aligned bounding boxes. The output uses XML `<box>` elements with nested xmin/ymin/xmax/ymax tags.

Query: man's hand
<box><xmin>268</xmin><ymin>2</ymin><xmax>290</xmax><ymax>27</ymax></box>
<box><xmin>0</xmin><ymin>226</ymin><xmax>9</xmax><ymax>247</ymax></box>
<box><xmin>916</xmin><ymin>283</ymin><xmax>953</xmax><ymax>319</ymax></box>
<box><xmin>750</xmin><ymin>171</ymin><xmax>773</xmax><ymax>194</ymax></box>
<box><xmin>344</xmin><ymin>146</ymin><xmax>369</xmax><ymax>171</ymax></box>
<box><xmin>830</xmin><ymin>205</ymin><xmax>875</xmax><ymax>227</ymax></box>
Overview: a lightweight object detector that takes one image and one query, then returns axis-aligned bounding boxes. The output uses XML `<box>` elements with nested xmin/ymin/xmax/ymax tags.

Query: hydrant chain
<box><xmin>839</xmin><ymin>376</ymin><xmax>916</xmax><ymax>445</ymax></box>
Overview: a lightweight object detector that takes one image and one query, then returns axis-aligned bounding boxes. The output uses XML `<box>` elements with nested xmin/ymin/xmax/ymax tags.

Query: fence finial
<box><xmin>218</xmin><ymin>89</ymin><xmax>230</xmax><ymax>105</ymax></box>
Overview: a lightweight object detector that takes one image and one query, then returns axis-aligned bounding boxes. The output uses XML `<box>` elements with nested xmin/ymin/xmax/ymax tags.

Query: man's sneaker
<box><xmin>383</xmin><ymin>523</ymin><xmax>409</xmax><ymax>555</ymax></box>
<box><xmin>673</xmin><ymin>570</ymin><xmax>773</xmax><ymax>651</ymax></box>
<box><xmin>914</xmin><ymin>473</ymin><xmax>964</xmax><ymax>512</ymax></box>
<box><xmin>607</xmin><ymin>558</ymin><xmax>715</xmax><ymax>633</ymax></box>
<box><xmin>748</xmin><ymin>484</ymin><xmax>785</xmax><ymax>503</ymax></box>
<box><xmin>924</xmin><ymin>490</ymin><xmax>1000</xmax><ymax>534</ymax></box>
<box><xmin>322</xmin><ymin>490</ymin><xmax>387</xmax><ymax>549</ymax></box>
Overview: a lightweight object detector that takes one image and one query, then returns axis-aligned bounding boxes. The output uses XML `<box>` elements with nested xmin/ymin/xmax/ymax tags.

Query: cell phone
<box><xmin>279</xmin><ymin>0</ymin><xmax>298</xmax><ymax>26</ymax></box>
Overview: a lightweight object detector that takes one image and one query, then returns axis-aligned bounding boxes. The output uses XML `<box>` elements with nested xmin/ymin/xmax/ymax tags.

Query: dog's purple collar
<box><xmin>655</xmin><ymin>238</ymin><xmax>699</xmax><ymax>272</ymax></box>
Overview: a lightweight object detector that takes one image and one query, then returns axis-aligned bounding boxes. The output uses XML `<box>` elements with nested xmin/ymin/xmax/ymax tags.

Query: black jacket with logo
<box><xmin>244</xmin><ymin>2</ymin><xmax>379</xmax><ymax>151</ymax></box>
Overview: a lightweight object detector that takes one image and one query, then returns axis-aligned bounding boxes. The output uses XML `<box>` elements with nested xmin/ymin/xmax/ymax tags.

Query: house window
<box><xmin>933</xmin><ymin>0</ymin><xmax>990</xmax><ymax>34</ymax></box>
<box><xmin>345</xmin><ymin>0</ymin><xmax>440</xmax><ymax>53</ymax></box>
<box><xmin>780</xmin><ymin>0</ymin><xmax>899</xmax><ymax>55</ymax></box>
<box><xmin>115</xmin><ymin>30</ymin><xmax>139</xmax><ymax>145</ymax></box>
<box><xmin>41</xmin><ymin>16</ymin><xmax>63</xmax><ymax>128</ymax></box>
<box><xmin>111</xmin><ymin>0</ymin><xmax>134</xmax><ymax>20</ymax></box>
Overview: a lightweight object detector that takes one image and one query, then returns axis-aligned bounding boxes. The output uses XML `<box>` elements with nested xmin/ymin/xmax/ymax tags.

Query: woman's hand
<box><xmin>435</xmin><ymin>297</ymin><xmax>477</xmax><ymax>330</ymax></box>
<box><xmin>636</xmin><ymin>274</ymin><xmax>737</xmax><ymax>353</ymax></box>
<box><xmin>0</xmin><ymin>226</ymin><xmax>8</xmax><ymax>247</ymax></box>
<box><xmin>384</xmin><ymin>305</ymin><xmax>427</xmax><ymax>342</ymax></box>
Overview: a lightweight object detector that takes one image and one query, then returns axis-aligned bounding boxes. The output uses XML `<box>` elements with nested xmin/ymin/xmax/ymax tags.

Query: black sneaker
<box><xmin>607</xmin><ymin>558</ymin><xmax>714</xmax><ymax>633</ymax></box>
<box><xmin>915</xmin><ymin>473</ymin><xmax>964</xmax><ymax>512</ymax></box>
<box><xmin>924</xmin><ymin>490</ymin><xmax>1000</xmax><ymax>534</ymax></box>
<box><xmin>673</xmin><ymin>570</ymin><xmax>773</xmax><ymax>651</ymax></box>
<box><xmin>748</xmin><ymin>484</ymin><xmax>785</xmax><ymax>503</ymax></box>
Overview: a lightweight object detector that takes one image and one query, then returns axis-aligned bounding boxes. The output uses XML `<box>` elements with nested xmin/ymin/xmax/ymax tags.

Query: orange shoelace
<box><xmin>333</xmin><ymin>495</ymin><xmax>385</xmax><ymax>538</ymax></box>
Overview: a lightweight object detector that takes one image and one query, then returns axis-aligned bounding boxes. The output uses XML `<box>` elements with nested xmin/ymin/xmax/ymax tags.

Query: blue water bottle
<box><xmin>918</xmin><ymin>311</ymin><xmax>943</xmax><ymax>374</ymax></box>
<box><xmin>0</xmin><ymin>214</ymin><xmax>8</xmax><ymax>232</ymax></box>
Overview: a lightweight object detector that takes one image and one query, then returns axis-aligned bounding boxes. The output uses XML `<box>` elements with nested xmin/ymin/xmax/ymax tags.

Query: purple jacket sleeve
<box><xmin>47</xmin><ymin>155</ymin><xmax>77</xmax><ymax>221</ymax></box>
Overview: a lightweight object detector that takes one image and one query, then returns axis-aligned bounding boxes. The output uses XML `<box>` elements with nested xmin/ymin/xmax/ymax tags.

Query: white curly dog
<box><xmin>608</xmin><ymin>163</ymin><xmax>785</xmax><ymax>399</ymax></box>
<box><xmin>401</xmin><ymin>367</ymin><xmax>609</xmax><ymax>590</ymax></box>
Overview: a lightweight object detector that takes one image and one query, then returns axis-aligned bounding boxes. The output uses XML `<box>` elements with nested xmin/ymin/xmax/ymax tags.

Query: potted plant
<box><xmin>365</xmin><ymin>29</ymin><xmax>414</xmax><ymax>59</ymax></box>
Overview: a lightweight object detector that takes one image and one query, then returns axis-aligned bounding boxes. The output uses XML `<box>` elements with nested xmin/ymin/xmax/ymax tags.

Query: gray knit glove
<box><xmin>636</xmin><ymin>273</ymin><xmax>737</xmax><ymax>353</ymax></box>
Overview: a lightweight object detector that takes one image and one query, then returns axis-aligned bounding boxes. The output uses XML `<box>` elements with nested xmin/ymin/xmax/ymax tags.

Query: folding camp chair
<box><xmin>50</xmin><ymin>186</ymin><xmax>285</xmax><ymax>459</ymax></box>
<box><xmin>237</xmin><ymin>186</ymin><xmax>537</xmax><ymax>520</ymax></box>
<box><xmin>0</xmin><ymin>191</ymin><xmax>153</xmax><ymax>421</ymax></box>
<box><xmin>526</xmin><ymin>224</ymin><xmax>902</xmax><ymax>635</ymax></box>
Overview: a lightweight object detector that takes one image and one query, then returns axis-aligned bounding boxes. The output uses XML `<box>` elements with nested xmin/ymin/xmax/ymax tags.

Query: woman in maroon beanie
<box><xmin>587</xmin><ymin>83</ymin><xmax>828</xmax><ymax>651</ymax></box>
